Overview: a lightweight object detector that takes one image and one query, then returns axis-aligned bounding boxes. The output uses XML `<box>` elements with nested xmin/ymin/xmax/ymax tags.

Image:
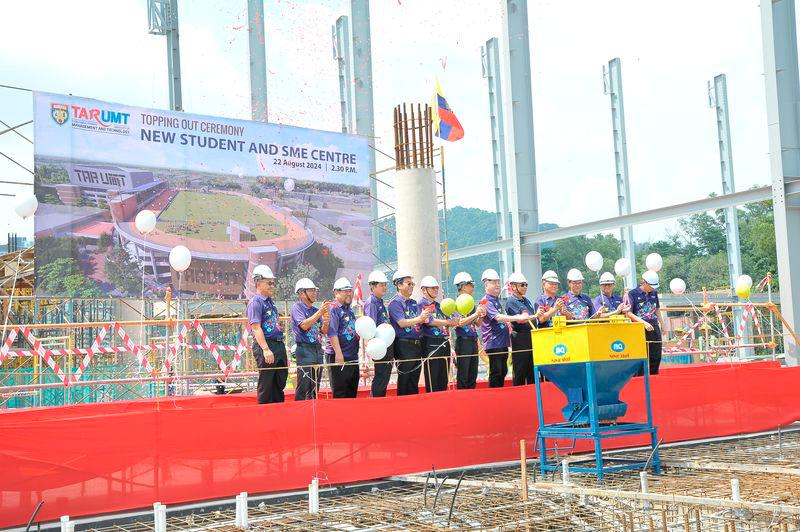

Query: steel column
<box><xmin>482</xmin><ymin>37</ymin><xmax>512</xmax><ymax>280</ymax></box>
<box><xmin>711</xmin><ymin>74</ymin><xmax>751</xmax><ymax>357</ymax></box>
<box><xmin>333</xmin><ymin>16</ymin><xmax>354</xmax><ymax>134</ymax></box>
<box><xmin>606</xmin><ymin>58</ymin><xmax>636</xmax><ymax>288</ymax></box>
<box><xmin>148</xmin><ymin>0</ymin><xmax>183</xmax><ymax>111</ymax></box>
<box><xmin>248</xmin><ymin>0</ymin><xmax>268</xmax><ymax>122</ymax></box>
<box><xmin>350</xmin><ymin>0</ymin><xmax>378</xmax><ymax>255</ymax></box>
<box><xmin>761</xmin><ymin>0</ymin><xmax>800</xmax><ymax>365</ymax></box>
<box><xmin>500</xmin><ymin>0</ymin><xmax>541</xmax><ymax>283</ymax></box>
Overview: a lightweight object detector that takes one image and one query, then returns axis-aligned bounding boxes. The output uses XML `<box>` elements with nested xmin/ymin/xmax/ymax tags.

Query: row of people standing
<box><xmin>246</xmin><ymin>263</ymin><xmax>663</xmax><ymax>405</ymax></box>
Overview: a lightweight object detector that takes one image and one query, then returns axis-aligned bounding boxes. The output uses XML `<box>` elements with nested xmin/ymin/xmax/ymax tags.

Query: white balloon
<box><xmin>375</xmin><ymin>322</ymin><xmax>396</xmax><ymax>346</ymax></box>
<box><xmin>366</xmin><ymin>337</ymin><xmax>388</xmax><ymax>360</ymax></box>
<box><xmin>614</xmin><ymin>258</ymin><xmax>631</xmax><ymax>277</ymax></box>
<box><xmin>284</xmin><ymin>178</ymin><xmax>295</xmax><ymax>192</ymax></box>
<box><xmin>14</xmin><ymin>193</ymin><xmax>38</xmax><ymax>219</ymax></box>
<box><xmin>737</xmin><ymin>274</ymin><xmax>753</xmax><ymax>289</ymax></box>
<box><xmin>645</xmin><ymin>253</ymin><xmax>663</xmax><ymax>272</ymax></box>
<box><xmin>169</xmin><ymin>245</ymin><xmax>192</xmax><ymax>272</ymax></box>
<box><xmin>134</xmin><ymin>210</ymin><xmax>157</xmax><ymax>234</ymax></box>
<box><xmin>669</xmin><ymin>278</ymin><xmax>687</xmax><ymax>295</ymax></box>
<box><xmin>354</xmin><ymin>315</ymin><xmax>377</xmax><ymax>341</ymax></box>
<box><xmin>584</xmin><ymin>251</ymin><xmax>604</xmax><ymax>272</ymax></box>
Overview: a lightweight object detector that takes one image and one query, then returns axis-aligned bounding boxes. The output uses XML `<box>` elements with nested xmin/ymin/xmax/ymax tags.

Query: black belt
<box><xmin>397</xmin><ymin>338</ymin><xmax>421</xmax><ymax>345</ymax></box>
<box><xmin>295</xmin><ymin>342</ymin><xmax>320</xmax><ymax>346</ymax></box>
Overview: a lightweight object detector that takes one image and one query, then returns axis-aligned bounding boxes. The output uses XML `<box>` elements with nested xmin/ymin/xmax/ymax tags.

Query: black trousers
<box><xmin>455</xmin><ymin>336</ymin><xmax>479</xmax><ymax>389</ymax></box>
<box><xmin>395</xmin><ymin>338</ymin><xmax>423</xmax><ymax>396</ymax></box>
<box><xmin>294</xmin><ymin>343</ymin><xmax>323</xmax><ymax>401</ymax></box>
<box><xmin>646</xmin><ymin>327</ymin><xmax>662</xmax><ymax>375</ymax></box>
<box><xmin>370</xmin><ymin>343</ymin><xmax>395</xmax><ymax>397</ymax></box>
<box><xmin>486</xmin><ymin>346</ymin><xmax>509</xmax><ymax>388</ymax></box>
<box><xmin>253</xmin><ymin>340</ymin><xmax>288</xmax><ymax>404</ymax></box>
<box><xmin>423</xmin><ymin>337</ymin><xmax>450</xmax><ymax>393</ymax></box>
<box><xmin>327</xmin><ymin>355</ymin><xmax>359</xmax><ymax>398</ymax></box>
<box><xmin>510</xmin><ymin>331</ymin><xmax>535</xmax><ymax>386</ymax></box>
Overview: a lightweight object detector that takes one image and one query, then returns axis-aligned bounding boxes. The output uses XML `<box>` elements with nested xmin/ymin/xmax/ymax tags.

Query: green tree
<box><xmin>38</xmin><ymin>258</ymin><xmax>102</xmax><ymax>298</ymax></box>
<box><xmin>97</xmin><ymin>232</ymin><xmax>112</xmax><ymax>251</ymax></box>
<box><xmin>105</xmin><ymin>246</ymin><xmax>142</xmax><ymax>296</ymax></box>
<box><xmin>274</xmin><ymin>263</ymin><xmax>320</xmax><ymax>301</ymax></box>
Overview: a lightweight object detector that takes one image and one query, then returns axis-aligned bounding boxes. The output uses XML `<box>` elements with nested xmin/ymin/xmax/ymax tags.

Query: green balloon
<box><xmin>456</xmin><ymin>293</ymin><xmax>475</xmax><ymax>316</ymax></box>
<box><xmin>441</xmin><ymin>298</ymin><xmax>456</xmax><ymax>316</ymax></box>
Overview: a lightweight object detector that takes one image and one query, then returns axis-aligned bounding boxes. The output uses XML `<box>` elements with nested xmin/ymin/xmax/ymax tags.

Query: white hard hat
<box><xmin>294</xmin><ymin>277</ymin><xmax>318</xmax><ymax>293</ymax></box>
<box><xmin>392</xmin><ymin>270</ymin><xmax>413</xmax><ymax>283</ymax></box>
<box><xmin>642</xmin><ymin>270</ymin><xmax>660</xmax><ymax>288</ymax></box>
<box><xmin>252</xmin><ymin>264</ymin><xmax>275</xmax><ymax>281</ymax></box>
<box><xmin>508</xmin><ymin>272</ymin><xmax>528</xmax><ymax>284</ymax></box>
<box><xmin>481</xmin><ymin>268</ymin><xmax>500</xmax><ymax>282</ymax></box>
<box><xmin>542</xmin><ymin>270</ymin><xmax>560</xmax><ymax>283</ymax></box>
<box><xmin>333</xmin><ymin>277</ymin><xmax>353</xmax><ymax>290</ymax></box>
<box><xmin>420</xmin><ymin>275</ymin><xmax>439</xmax><ymax>288</ymax></box>
<box><xmin>453</xmin><ymin>272</ymin><xmax>474</xmax><ymax>286</ymax></box>
<box><xmin>567</xmin><ymin>268</ymin><xmax>585</xmax><ymax>282</ymax></box>
<box><xmin>599</xmin><ymin>272</ymin><xmax>616</xmax><ymax>285</ymax></box>
<box><xmin>367</xmin><ymin>270</ymin><xmax>388</xmax><ymax>284</ymax></box>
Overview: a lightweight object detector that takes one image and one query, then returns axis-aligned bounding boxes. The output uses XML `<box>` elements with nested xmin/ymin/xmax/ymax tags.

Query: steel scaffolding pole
<box><xmin>482</xmin><ymin>37</ymin><xmax>512</xmax><ymax>280</ymax></box>
<box><xmin>333</xmin><ymin>16</ymin><xmax>354</xmax><ymax>134</ymax></box>
<box><xmin>761</xmin><ymin>0</ymin><xmax>800</xmax><ymax>365</ymax></box>
<box><xmin>605</xmin><ymin>58</ymin><xmax>636</xmax><ymax>288</ymax></box>
<box><xmin>350</xmin><ymin>0</ymin><xmax>378</xmax><ymax>255</ymax></box>
<box><xmin>711</xmin><ymin>74</ymin><xmax>751</xmax><ymax>358</ymax></box>
<box><xmin>500</xmin><ymin>0</ymin><xmax>541</xmax><ymax>283</ymax></box>
<box><xmin>248</xmin><ymin>0</ymin><xmax>268</xmax><ymax>122</ymax></box>
<box><xmin>148</xmin><ymin>0</ymin><xmax>183</xmax><ymax>111</ymax></box>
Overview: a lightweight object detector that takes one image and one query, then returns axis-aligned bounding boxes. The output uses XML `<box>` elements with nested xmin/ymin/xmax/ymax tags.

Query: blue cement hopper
<box><xmin>531</xmin><ymin>315</ymin><xmax>660</xmax><ymax>478</ymax></box>
<box><xmin>537</xmin><ymin>358</ymin><xmax>641</xmax><ymax>423</ymax></box>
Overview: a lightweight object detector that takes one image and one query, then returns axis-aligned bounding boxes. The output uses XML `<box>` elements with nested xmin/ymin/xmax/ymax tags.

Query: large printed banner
<box><xmin>33</xmin><ymin>92</ymin><xmax>372</xmax><ymax>299</ymax></box>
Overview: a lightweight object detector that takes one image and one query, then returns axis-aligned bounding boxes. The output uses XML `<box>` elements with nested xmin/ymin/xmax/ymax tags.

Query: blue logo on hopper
<box><xmin>553</xmin><ymin>344</ymin><xmax>568</xmax><ymax>356</ymax></box>
<box><xmin>611</xmin><ymin>341</ymin><xmax>625</xmax><ymax>352</ymax></box>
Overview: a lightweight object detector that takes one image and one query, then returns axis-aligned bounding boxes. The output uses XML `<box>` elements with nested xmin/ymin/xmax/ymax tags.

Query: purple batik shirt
<box><xmin>480</xmin><ymin>294</ymin><xmax>509</xmax><ymax>349</ymax></box>
<box><xmin>324</xmin><ymin>302</ymin><xmax>360</xmax><ymax>360</ymax></box>
<box><xmin>363</xmin><ymin>293</ymin><xmax>389</xmax><ymax>326</ymax></box>
<box><xmin>453</xmin><ymin>310</ymin><xmax>478</xmax><ymax>338</ymax></box>
<box><xmin>291</xmin><ymin>301</ymin><xmax>322</xmax><ymax>345</ymax></box>
<box><xmin>418</xmin><ymin>297</ymin><xmax>448</xmax><ymax>339</ymax></box>
<box><xmin>388</xmin><ymin>294</ymin><xmax>422</xmax><ymax>340</ymax></box>
<box><xmin>533</xmin><ymin>294</ymin><xmax>559</xmax><ymax>328</ymax></box>
<box><xmin>246</xmin><ymin>294</ymin><xmax>283</xmax><ymax>341</ymax></box>
<box><xmin>565</xmin><ymin>291</ymin><xmax>596</xmax><ymax>320</ymax></box>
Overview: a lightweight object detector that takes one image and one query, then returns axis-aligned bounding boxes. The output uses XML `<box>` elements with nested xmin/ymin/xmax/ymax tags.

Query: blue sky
<box><xmin>0</xmin><ymin>0</ymin><xmax>776</xmax><ymax>244</ymax></box>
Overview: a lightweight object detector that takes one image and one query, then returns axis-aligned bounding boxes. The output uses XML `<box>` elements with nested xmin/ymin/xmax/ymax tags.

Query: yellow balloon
<box><xmin>735</xmin><ymin>283</ymin><xmax>751</xmax><ymax>299</ymax></box>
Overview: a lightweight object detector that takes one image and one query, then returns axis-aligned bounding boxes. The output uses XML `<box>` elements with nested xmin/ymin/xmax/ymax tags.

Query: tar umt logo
<box><xmin>611</xmin><ymin>341</ymin><xmax>625</xmax><ymax>352</ymax></box>
<box><xmin>51</xmin><ymin>103</ymin><xmax>69</xmax><ymax>125</ymax></box>
<box><xmin>553</xmin><ymin>344</ymin><xmax>568</xmax><ymax>356</ymax></box>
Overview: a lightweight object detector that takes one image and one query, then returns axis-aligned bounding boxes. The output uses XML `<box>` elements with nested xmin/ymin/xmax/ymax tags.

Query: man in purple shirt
<box><xmin>452</xmin><ymin>272</ymin><xmax>485</xmax><ymax>389</ymax></box>
<box><xmin>563</xmin><ymin>268</ymin><xmax>597</xmax><ymax>320</ymax></box>
<box><xmin>593</xmin><ymin>271</ymin><xmax>629</xmax><ymax>318</ymax></box>
<box><xmin>480</xmin><ymin>269</ymin><xmax>530</xmax><ymax>388</ymax></box>
<box><xmin>419</xmin><ymin>276</ymin><xmax>459</xmax><ymax>393</ymax></box>
<box><xmin>387</xmin><ymin>270</ymin><xmax>432</xmax><ymax>395</ymax></box>
<box><xmin>325</xmin><ymin>277</ymin><xmax>361</xmax><ymax>398</ymax></box>
<box><xmin>506</xmin><ymin>272</ymin><xmax>544</xmax><ymax>386</ymax></box>
<box><xmin>364</xmin><ymin>270</ymin><xmax>394</xmax><ymax>397</ymax></box>
<box><xmin>627</xmin><ymin>270</ymin><xmax>663</xmax><ymax>375</ymax></box>
<box><xmin>246</xmin><ymin>264</ymin><xmax>287</xmax><ymax>404</ymax></box>
<box><xmin>535</xmin><ymin>270</ymin><xmax>566</xmax><ymax>329</ymax></box>
<box><xmin>290</xmin><ymin>278</ymin><xmax>330</xmax><ymax>401</ymax></box>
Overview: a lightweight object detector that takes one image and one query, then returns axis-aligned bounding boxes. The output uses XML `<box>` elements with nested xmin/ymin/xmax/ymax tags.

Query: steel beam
<box><xmin>350</xmin><ymin>0</ymin><xmax>378</xmax><ymax>255</ymax></box>
<box><xmin>333</xmin><ymin>16</ymin><xmax>354</xmax><ymax>134</ymax></box>
<box><xmin>248</xmin><ymin>0</ymin><xmax>268</xmax><ymax>122</ymax></box>
<box><xmin>711</xmin><ymin>74</ymin><xmax>750</xmax><ymax>357</ymax></box>
<box><xmin>482</xmin><ymin>37</ymin><xmax>512</xmax><ymax>280</ymax></box>
<box><xmin>501</xmin><ymin>0</ymin><xmax>541</xmax><ymax>283</ymax></box>
<box><xmin>383</xmin><ymin>183</ymin><xmax>797</xmax><ymax>268</ymax></box>
<box><xmin>606</xmin><ymin>58</ymin><xmax>636</xmax><ymax>287</ymax></box>
<box><xmin>761</xmin><ymin>0</ymin><xmax>800</xmax><ymax>365</ymax></box>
